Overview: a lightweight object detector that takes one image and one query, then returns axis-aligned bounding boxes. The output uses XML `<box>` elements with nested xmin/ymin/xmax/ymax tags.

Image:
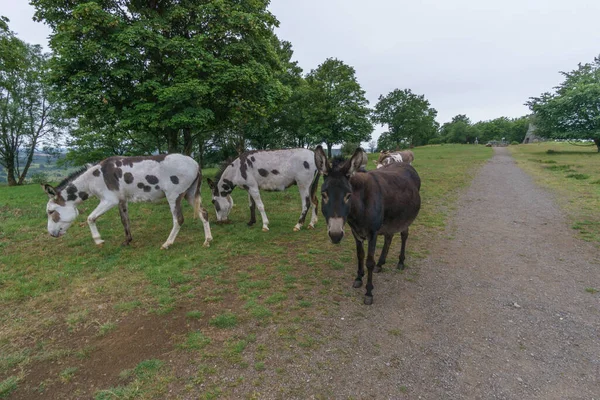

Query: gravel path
<box><xmin>300</xmin><ymin>147</ymin><xmax>600</xmax><ymax>399</ymax></box>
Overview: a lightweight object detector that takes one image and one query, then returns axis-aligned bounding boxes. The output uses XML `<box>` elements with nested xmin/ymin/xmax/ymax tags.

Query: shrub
<box><xmin>341</xmin><ymin>142</ymin><xmax>362</xmax><ymax>157</ymax></box>
<box><xmin>29</xmin><ymin>172</ymin><xmax>49</xmax><ymax>184</ymax></box>
<box><xmin>428</xmin><ymin>137</ymin><xmax>443</xmax><ymax>145</ymax></box>
<box><xmin>511</xmin><ymin>141</ymin><xmax>519</xmax><ymax>145</ymax></box>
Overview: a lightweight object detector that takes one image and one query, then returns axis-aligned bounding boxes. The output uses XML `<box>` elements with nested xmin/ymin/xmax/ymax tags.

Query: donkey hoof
<box><xmin>397</xmin><ymin>263</ymin><xmax>406</xmax><ymax>271</ymax></box>
<box><xmin>160</xmin><ymin>244</ymin><xmax>170</xmax><ymax>250</ymax></box>
<box><xmin>247</xmin><ymin>221</ymin><xmax>255</xmax><ymax>226</ymax></box>
<box><xmin>293</xmin><ymin>226</ymin><xmax>300</xmax><ymax>232</ymax></box>
<box><xmin>308</xmin><ymin>224</ymin><xmax>315</xmax><ymax>230</ymax></box>
<box><xmin>352</xmin><ymin>280</ymin><xmax>363</xmax><ymax>288</ymax></box>
<box><xmin>262</xmin><ymin>227</ymin><xmax>269</xmax><ymax>232</ymax></box>
<box><xmin>374</xmin><ymin>265</ymin><xmax>383</xmax><ymax>273</ymax></box>
<box><xmin>94</xmin><ymin>239</ymin><xmax>105</xmax><ymax>246</ymax></box>
<box><xmin>121</xmin><ymin>240</ymin><xmax>131</xmax><ymax>247</ymax></box>
<box><xmin>203</xmin><ymin>241</ymin><xmax>211</xmax><ymax>248</ymax></box>
<box><xmin>364</xmin><ymin>296</ymin><xmax>373</xmax><ymax>305</ymax></box>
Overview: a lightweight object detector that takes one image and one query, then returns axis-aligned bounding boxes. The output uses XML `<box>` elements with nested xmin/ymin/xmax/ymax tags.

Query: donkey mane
<box><xmin>213</xmin><ymin>157</ymin><xmax>236</xmax><ymax>184</ymax></box>
<box><xmin>55</xmin><ymin>165</ymin><xmax>93</xmax><ymax>192</ymax></box>
<box><xmin>331</xmin><ymin>156</ymin><xmax>348</xmax><ymax>170</ymax></box>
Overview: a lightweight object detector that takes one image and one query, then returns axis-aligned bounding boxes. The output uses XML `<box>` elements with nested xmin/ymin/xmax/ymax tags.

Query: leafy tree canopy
<box><xmin>32</xmin><ymin>0</ymin><xmax>288</xmax><ymax>157</ymax></box>
<box><xmin>305</xmin><ymin>58</ymin><xmax>372</xmax><ymax>156</ymax></box>
<box><xmin>372</xmin><ymin>88</ymin><xmax>438</xmax><ymax>149</ymax></box>
<box><xmin>527</xmin><ymin>55</ymin><xmax>600</xmax><ymax>151</ymax></box>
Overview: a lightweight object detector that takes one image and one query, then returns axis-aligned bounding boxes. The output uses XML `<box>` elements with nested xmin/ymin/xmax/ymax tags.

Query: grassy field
<box><xmin>510</xmin><ymin>142</ymin><xmax>600</xmax><ymax>244</ymax></box>
<box><xmin>0</xmin><ymin>145</ymin><xmax>492</xmax><ymax>399</ymax></box>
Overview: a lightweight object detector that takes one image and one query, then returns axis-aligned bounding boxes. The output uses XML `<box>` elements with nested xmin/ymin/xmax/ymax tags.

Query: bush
<box><xmin>29</xmin><ymin>172</ymin><xmax>49</xmax><ymax>184</ymax></box>
<box><xmin>511</xmin><ymin>141</ymin><xmax>519</xmax><ymax>145</ymax></box>
<box><xmin>428</xmin><ymin>137</ymin><xmax>443</xmax><ymax>145</ymax></box>
<box><xmin>341</xmin><ymin>142</ymin><xmax>361</xmax><ymax>157</ymax></box>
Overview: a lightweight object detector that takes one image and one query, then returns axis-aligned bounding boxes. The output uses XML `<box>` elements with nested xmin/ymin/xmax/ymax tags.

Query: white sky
<box><xmin>3</xmin><ymin>0</ymin><xmax>600</xmax><ymax>142</ymax></box>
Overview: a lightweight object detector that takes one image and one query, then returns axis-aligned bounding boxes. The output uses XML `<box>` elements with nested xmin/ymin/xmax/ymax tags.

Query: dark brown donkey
<box><xmin>314</xmin><ymin>146</ymin><xmax>421</xmax><ymax>305</ymax></box>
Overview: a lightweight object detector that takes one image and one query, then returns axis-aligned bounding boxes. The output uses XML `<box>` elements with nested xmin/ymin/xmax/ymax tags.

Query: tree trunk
<box><xmin>327</xmin><ymin>143</ymin><xmax>332</xmax><ymax>158</ymax></box>
<box><xmin>6</xmin><ymin>164</ymin><xmax>17</xmax><ymax>186</ymax></box>
<box><xmin>182</xmin><ymin>128</ymin><xmax>193</xmax><ymax>156</ymax></box>
<box><xmin>17</xmin><ymin>146</ymin><xmax>36</xmax><ymax>185</ymax></box>
<box><xmin>167</xmin><ymin>130</ymin><xmax>179</xmax><ymax>153</ymax></box>
<box><xmin>198</xmin><ymin>140</ymin><xmax>204</xmax><ymax>168</ymax></box>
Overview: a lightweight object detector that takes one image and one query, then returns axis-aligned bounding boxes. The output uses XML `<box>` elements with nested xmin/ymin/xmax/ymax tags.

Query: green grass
<box><xmin>186</xmin><ymin>310</ymin><xmax>204</xmax><ymax>319</ymax></box>
<box><xmin>59</xmin><ymin>367</ymin><xmax>78</xmax><ymax>383</ymax></box>
<box><xmin>209</xmin><ymin>312</ymin><xmax>238</xmax><ymax>329</ymax></box>
<box><xmin>511</xmin><ymin>143</ymin><xmax>600</xmax><ymax>243</ymax></box>
<box><xmin>178</xmin><ymin>332</ymin><xmax>211</xmax><ymax>351</ymax></box>
<box><xmin>0</xmin><ymin>376</ymin><xmax>18</xmax><ymax>398</ymax></box>
<box><xmin>97</xmin><ymin>322</ymin><xmax>117</xmax><ymax>337</ymax></box>
<box><xmin>0</xmin><ymin>144</ymin><xmax>492</xmax><ymax>398</ymax></box>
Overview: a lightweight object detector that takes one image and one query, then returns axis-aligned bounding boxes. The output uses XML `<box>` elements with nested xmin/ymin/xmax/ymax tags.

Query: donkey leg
<box><xmin>185</xmin><ymin>175</ymin><xmax>212</xmax><ymax>247</ymax></box>
<box><xmin>247</xmin><ymin>193</ymin><xmax>257</xmax><ymax>226</ymax></box>
<box><xmin>118</xmin><ymin>200</ymin><xmax>133</xmax><ymax>246</ymax></box>
<box><xmin>364</xmin><ymin>233</ymin><xmax>378</xmax><ymax>305</ymax></box>
<box><xmin>397</xmin><ymin>228</ymin><xmax>409</xmax><ymax>270</ymax></box>
<box><xmin>375</xmin><ymin>234</ymin><xmax>394</xmax><ymax>273</ymax></box>
<box><xmin>161</xmin><ymin>193</ymin><xmax>185</xmax><ymax>249</ymax></box>
<box><xmin>87</xmin><ymin>199</ymin><xmax>119</xmax><ymax>245</ymax></box>
<box><xmin>352</xmin><ymin>235</ymin><xmax>365</xmax><ymax>288</ymax></box>
<box><xmin>293</xmin><ymin>186</ymin><xmax>310</xmax><ymax>231</ymax></box>
<box><xmin>249</xmin><ymin>190</ymin><xmax>269</xmax><ymax>231</ymax></box>
<box><xmin>198</xmin><ymin>205</ymin><xmax>212</xmax><ymax>247</ymax></box>
<box><xmin>309</xmin><ymin>193</ymin><xmax>318</xmax><ymax>229</ymax></box>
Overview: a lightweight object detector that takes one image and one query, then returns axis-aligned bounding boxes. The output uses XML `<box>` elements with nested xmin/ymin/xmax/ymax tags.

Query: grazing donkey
<box><xmin>207</xmin><ymin>149</ymin><xmax>320</xmax><ymax>232</ymax></box>
<box><xmin>376</xmin><ymin>150</ymin><xmax>414</xmax><ymax>168</ymax></box>
<box><xmin>42</xmin><ymin>154</ymin><xmax>212</xmax><ymax>249</ymax></box>
<box><xmin>315</xmin><ymin>146</ymin><xmax>421</xmax><ymax>305</ymax></box>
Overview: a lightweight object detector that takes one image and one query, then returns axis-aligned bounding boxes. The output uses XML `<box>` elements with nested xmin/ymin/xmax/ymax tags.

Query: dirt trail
<box><xmin>294</xmin><ymin>147</ymin><xmax>600</xmax><ymax>399</ymax></box>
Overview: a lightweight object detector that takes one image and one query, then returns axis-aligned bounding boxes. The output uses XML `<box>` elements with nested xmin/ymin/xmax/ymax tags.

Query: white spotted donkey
<box><xmin>42</xmin><ymin>154</ymin><xmax>212</xmax><ymax>249</ymax></box>
<box><xmin>207</xmin><ymin>149</ymin><xmax>320</xmax><ymax>232</ymax></box>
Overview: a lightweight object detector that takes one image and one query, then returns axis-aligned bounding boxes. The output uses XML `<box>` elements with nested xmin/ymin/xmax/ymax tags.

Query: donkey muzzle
<box><xmin>327</xmin><ymin>217</ymin><xmax>345</xmax><ymax>244</ymax></box>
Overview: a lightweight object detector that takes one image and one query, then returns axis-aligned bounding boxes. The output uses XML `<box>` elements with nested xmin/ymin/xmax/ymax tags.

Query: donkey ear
<box><xmin>314</xmin><ymin>145</ymin><xmax>330</xmax><ymax>175</ymax></box>
<box><xmin>346</xmin><ymin>148</ymin><xmax>366</xmax><ymax>177</ymax></box>
<box><xmin>42</xmin><ymin>183</ymin><xmax>57</xmax><ymax>198</ymax></box>
<box><xmin>206</xmin><ymin>178</ymin><xmax>215</xmax><ymax>190</ymax></box>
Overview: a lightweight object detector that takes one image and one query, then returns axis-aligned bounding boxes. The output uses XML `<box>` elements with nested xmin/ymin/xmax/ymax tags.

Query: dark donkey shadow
<box><xmin>314</xmin><ymin>146</ymin><xmax>421</xmax><ymax>305</ymax></box>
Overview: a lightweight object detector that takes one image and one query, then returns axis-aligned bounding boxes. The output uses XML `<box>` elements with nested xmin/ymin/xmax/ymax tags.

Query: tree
<box><xmin>527</xmin><ymin>55</ymin><xmax>600</xmax><ymax>152</ymax></box>
<box><xmin>32</xmin><ymin>0</ymin><xmax>288</xmax><ymax>159</ymax></box>
<box><xmin>305</xmin><ymin>58</ymin><xmax>372</xmax><ymax>156</ymax></box>
<box><xmin>368</xmin><ymin>140</ymin><xmax>377</xmax><ymax>153</ymax></box>
<box><xmin>440</xmin><ymin>114</ymin><xmax>473</xmax><ymax>144</ymax></box>
<box><xmin>372</xmin><ymin>88</ymin><xmax>438</xmax><ymax>149</ymax></box>
<box><xmin>471</xmin><ymin>116</ymin><xmax>529</xmax><ymax>144</ymax></box>
<box><xmin>0</xmin><ymin>18</ymin><xmax>63</xmax><ymax>186</ymax></box>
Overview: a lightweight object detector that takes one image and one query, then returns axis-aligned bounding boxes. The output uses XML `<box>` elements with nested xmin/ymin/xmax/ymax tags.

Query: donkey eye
<box><xmin>344</xmin><ymin>193</ymin><xmax>352</xmax><ymax>203</ymax></box>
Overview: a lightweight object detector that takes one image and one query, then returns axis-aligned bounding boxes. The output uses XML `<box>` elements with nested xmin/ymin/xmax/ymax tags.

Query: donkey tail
<box><xmin>310</xmin><ymin>169</ymin><xmax>320</xmax><ymax>206</ymax></box>
<box><xmin>186</xmin><ymin>172</ymin><xmax>202</xmax><ymax>219</ymax></box>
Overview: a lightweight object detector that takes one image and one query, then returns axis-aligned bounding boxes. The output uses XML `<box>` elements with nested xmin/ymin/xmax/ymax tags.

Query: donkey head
<box><xmin>42</xmin><ymin>184</ymin><xmax>79</xmax><ymax>237</ymax></box>
<box><xmin>314</xmin><ymin>145</ymin><xmax>365</xmax><ymax>244</ymax></box>
<box><xmin>206</xmin><ymin>178</ymin><xmax>234</xmax><ymax>222</ymax></box>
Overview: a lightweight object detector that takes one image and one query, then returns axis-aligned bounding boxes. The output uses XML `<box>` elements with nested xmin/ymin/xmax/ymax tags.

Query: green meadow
<box><xmin>0</xmin><ymin>145</ymin><xmax>492</xmax><ymax>399</ymax></box>
<box><xmin>510</xmin><ymin>142</ymin><xmax>600</xmax><ymax>244</ymax></box>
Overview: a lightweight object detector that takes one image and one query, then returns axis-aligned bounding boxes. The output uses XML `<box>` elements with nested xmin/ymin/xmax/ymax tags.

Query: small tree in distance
<box><xmin>527</xmin><ymin>55</ymin><xmax>600</xmax><ymax>152</ymax></box>
<box><xmin>372</xmin><ymin>88</ymin><xmax>438</xmax><ymax>150</ymax></box>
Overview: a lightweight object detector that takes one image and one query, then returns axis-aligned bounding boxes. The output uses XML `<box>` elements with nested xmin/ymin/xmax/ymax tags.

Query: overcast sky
<box><xmin>3</xmin><ymin>0</ymin><xmax>600</xmax><ymax>139</ymax></box>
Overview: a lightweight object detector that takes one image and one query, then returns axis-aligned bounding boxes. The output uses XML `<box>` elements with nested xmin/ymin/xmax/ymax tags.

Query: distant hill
<box><xmin>0</xmin><ymin>152</ymin><xmax>73</xmax><ymax>184</ymax></box>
